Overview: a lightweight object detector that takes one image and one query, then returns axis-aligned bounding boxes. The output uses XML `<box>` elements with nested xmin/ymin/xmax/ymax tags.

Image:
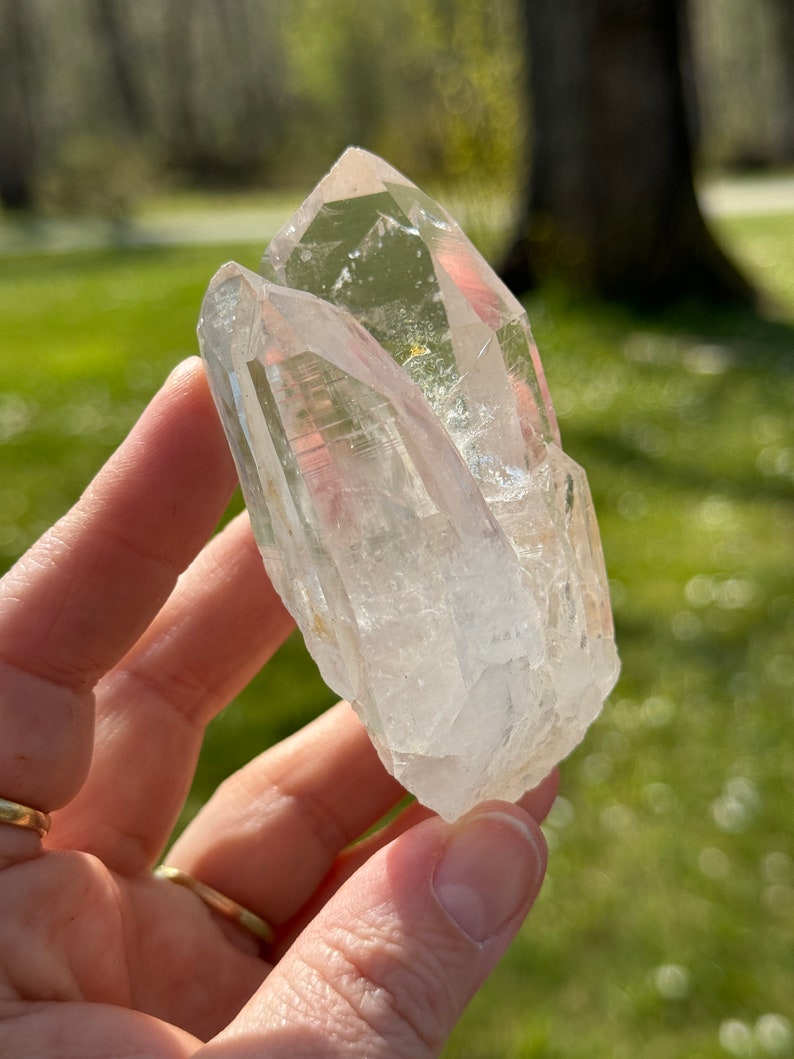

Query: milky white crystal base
<box><xmin>198</xmin><ymin>148</ymin><xmax>619</xmax><ymax>821</ymax></box>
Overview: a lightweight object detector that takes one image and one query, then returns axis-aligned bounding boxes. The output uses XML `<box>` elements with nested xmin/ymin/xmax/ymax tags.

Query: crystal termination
<box><xmin>198</xmin><ymin>148</ymin><xmax>619</xmax><ymax>821</ymax></box>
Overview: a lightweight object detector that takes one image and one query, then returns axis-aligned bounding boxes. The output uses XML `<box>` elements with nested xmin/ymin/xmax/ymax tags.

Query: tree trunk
<box><xmin>501</xmin><ymin>0</ymin><xmax>755</xmax><ymax>306</ymax></box>
<box><xmin>0</xmin><ymin>0</ymin><xmax>40</xmax><ymax>210</ymax></box>
<box><xmin>91</xmin><ymin>0</ymin><xmax>148</xmax><ymax>138</ymax></box>
<box><xmin>770</xmin><ymin>0</ymin><xmax>794</xmax><ymax>163</ymax></box>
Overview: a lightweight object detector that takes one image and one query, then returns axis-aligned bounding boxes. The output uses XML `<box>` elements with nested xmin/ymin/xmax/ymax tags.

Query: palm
<box><xmin>2</xmin><ymin>849</ymin><xmax>264</xmax><ymax>1048</ymax></box>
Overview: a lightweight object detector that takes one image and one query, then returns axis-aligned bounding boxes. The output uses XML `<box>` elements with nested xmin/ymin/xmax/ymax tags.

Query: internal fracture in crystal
<box><xmin>198</xmin><ymin>148</ymin><xmax>620</xmax><ymax>821</ymax></box>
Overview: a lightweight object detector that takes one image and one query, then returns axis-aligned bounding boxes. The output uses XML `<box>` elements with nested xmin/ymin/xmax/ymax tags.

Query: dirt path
<box><xmin>2</xmin><ymin>174</ymin><xmax>793</xmax><ymax>257</ymax></box>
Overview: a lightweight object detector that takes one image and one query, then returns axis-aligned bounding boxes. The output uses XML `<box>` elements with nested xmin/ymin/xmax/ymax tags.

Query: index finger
<box><xmin>0</xmin><ymin>358</ymin><xmax>238</xmax><ymax>815</ymax></box>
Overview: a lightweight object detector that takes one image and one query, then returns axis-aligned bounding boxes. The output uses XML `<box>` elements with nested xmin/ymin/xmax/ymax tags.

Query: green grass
<box><xmin>1</xmin><ymin>212</ymin><xmax>792</xmax><ymax>1058</ymax></box>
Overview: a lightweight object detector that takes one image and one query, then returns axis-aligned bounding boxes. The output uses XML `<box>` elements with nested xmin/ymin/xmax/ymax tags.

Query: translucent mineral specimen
<box><xmin>198</xmin><ymin>148</ymin><xmax>619</xmax><ymax>820</ymax></box>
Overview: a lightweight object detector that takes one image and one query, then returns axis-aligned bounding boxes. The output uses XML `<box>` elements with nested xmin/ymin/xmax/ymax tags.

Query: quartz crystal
<box><xmin>198</xmin><ymin>148</ymin><xmax>619</xmax><ymax>821</ymax></box>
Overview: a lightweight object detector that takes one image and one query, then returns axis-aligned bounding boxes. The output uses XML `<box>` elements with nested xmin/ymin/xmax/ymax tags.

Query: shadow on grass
<box><xmin>659</xmin><ymin>300</ymin><xmax>794</xmax><ymax>371</ymax></box>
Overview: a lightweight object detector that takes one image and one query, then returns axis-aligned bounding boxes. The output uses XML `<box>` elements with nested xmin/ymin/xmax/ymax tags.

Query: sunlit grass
<box><xmin>0</xmin><ymin>210</ymin><xmax>792</xmax><ymax>1058</ymax></box>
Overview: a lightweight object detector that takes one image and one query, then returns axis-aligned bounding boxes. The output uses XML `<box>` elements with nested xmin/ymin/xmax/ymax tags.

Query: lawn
<box><xmin>0</xmin><ymin>209</ymin><xmax>792</xmax><ymax>1058</ymax></box>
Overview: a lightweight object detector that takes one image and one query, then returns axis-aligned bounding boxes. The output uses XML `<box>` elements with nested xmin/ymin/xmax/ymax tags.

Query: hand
<box><xmin>0</xmin><ymin>359</ymin><xmax>555</xmax><ymax>1058</ymax></box>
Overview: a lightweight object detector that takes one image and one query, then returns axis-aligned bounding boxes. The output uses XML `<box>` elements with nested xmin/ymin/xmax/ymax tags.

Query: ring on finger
<box><xmin>0</xmin><ymin>797</ymin><xmax>51</xmax><ymax>838</ymax></box>
<box><xmin>154</xmin><ymin>864</ymin><xmax>274</xmax><ymax>943</ymax></box>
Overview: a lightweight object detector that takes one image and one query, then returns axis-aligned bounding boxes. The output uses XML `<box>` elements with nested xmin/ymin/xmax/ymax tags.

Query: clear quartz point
<box><xmin>198</xmin><ymin>147</ymin><xmax>620</xmax><ymax>820</ymax></box>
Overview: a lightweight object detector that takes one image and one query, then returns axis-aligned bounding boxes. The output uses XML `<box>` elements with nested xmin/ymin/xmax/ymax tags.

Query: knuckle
<box><xmin>297</xmin><ymin>914</ymin><xmax>460</xmax><ymax>1058</ymax></box>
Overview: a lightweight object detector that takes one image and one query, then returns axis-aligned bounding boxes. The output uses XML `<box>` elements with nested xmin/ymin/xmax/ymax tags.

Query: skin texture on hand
<box><xmin>0</xmin><ymin>359</ymin><xmax>555</xmax><ymax>1058</ymax></box>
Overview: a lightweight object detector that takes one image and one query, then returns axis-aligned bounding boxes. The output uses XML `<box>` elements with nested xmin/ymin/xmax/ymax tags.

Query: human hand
<box><xmin>0</xmin><ymin>359</ymin><xmax>556</xmax><ymax>1058</ymax></box>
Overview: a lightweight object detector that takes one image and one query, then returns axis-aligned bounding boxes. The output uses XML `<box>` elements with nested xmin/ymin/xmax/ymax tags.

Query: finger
<box><xmin>521</xmin><ymin>767</ymin><xmax>560</xmax><ymax>823</ymax></box>
<box><xmin>205</xmin><ymin>803</ymin><xmax>547</xmax><ymax>1059</ymax></box>
<box><xmin>51</xmin><ymin>513</ymin><xmax>294</xmax><ymax>874</ymax></box>
<box><xmin>0</xmin><ymin>358</ymin><xmax>237</xmax><ymax>819</ymax></box>
<box><xmin>277</xmin><ymin>769</ymin><xmax>559</xmax><ymax>953</ymax></box>
<box><xmin>166</xmin><ymin>701</ymin><xmax>405</xmax><ymax>927</ymax></box>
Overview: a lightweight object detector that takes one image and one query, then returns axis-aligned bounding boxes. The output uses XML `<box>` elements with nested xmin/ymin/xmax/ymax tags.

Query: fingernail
<box><xmin>432</xmin><ymin>810</ymin><xmax>545</xmax><ymax>943</ymax></box>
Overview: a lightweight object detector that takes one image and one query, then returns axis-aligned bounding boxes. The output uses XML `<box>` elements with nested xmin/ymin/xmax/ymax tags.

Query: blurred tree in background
<box><xmin>0</xmin><ymin>0</ymin><xmax>791</xmax><ymax>305</ymax></box>
<box><xmin>0</xmin><ymin>0</ymin><xmax>40</xmax><ymax>210</ymax></box>
<box><xmin>694</xmin><ymin>0</ymin><xmax>794</xmax><ymax>168</ymax></box>
<box><xmin>0</xmin><ymin>0</ymin><xmax>527</xmax><ymax>213</ymax></box>
<box><xmin>501</xmin><ymin>0</ymin><xmax>755</xmax><ymax>305</ymax></box>
<box><xmin>1</xmin><ymin>0</ymin><xmax>791</xmax><ymax>213</ymax></box>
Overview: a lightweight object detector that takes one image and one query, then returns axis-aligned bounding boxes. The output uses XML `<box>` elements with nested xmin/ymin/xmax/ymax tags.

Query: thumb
<box><xmin>207</xmin><ymin>802</ymin><xmax>547</xmax><ymax>1059</ymax></box>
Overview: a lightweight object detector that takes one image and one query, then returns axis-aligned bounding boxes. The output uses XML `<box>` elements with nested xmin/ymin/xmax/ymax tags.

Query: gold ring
<box><xmin>154</xmin><ymin>865</ymin><xmax>274</xmax><ymax>943</ymax></box>
<box><xmin>0</xmin><ymin>797</ymin><xmax>51</xmax><ymax>838</ymax></box>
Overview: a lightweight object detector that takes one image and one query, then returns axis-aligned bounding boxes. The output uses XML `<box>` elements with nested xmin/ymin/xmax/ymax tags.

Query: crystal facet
<box><xmin>198</xmin><ymin>148</ymin><xmax>619</xmax><ymax>820</ymax></box>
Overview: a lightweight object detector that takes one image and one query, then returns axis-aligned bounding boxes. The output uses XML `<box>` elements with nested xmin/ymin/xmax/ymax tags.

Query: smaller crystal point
<box><xmin>198</xmin><ymin>149</ymin><xmax>619</xmax><ymax>821</ymax></box>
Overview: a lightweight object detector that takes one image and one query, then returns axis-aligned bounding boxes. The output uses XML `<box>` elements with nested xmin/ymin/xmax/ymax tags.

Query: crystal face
<box><xmin>198</xmin><ymin>148</ymin><xmax>619</xmax><ymax>820</ymax></box>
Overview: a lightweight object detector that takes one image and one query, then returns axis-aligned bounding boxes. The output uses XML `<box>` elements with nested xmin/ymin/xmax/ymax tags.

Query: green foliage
<box><xmin>0</xmin><ymin>210</ymin><xmax>791</xmax><ymax>1057</ymax></box>
<box><xmin>38</xmin><ymin>137</ymin><xmax>159</xmax><ymax>218</ymax></box>
<box><xmin>3</xmin><ymin>0</ymin><xmax>792</xmax><ymax>218</ymax></box>
<box><xmin>255</xmin><ymin>0</ymin><xmax>528</xmax><ymax>191</ymax></box>
<box><xmin>445</xmin><ymin>213</ymin><xmax>794</xmax><ymax>1056</ymax></box>
<box><xmin>1</xmin><ymin>0</ymin><xmax>527</xmax><ymax>211</ymax></box>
